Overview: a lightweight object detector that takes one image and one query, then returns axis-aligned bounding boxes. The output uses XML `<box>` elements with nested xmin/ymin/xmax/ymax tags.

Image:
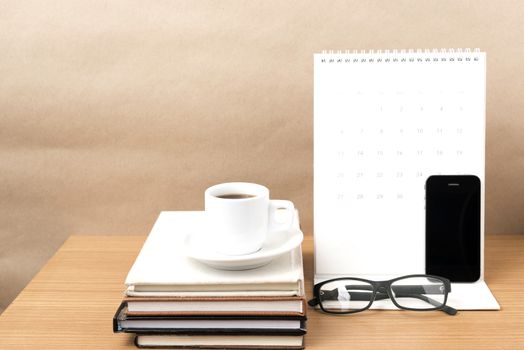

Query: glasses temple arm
<box><xmin>308</xmin><ymin>287</ymin><xmax>375</xmax><ymax>306</ymax></box>
<box><xmin>390</xmin><ymin>284</ymin><xmax>447</xmax><ymax>295</ymax></box>
<box><xmin>340</xmin><ymin>284</ymin><xmax>446</xmax><ymax>295</ymax></box>
<box><xmin>308</xmin><ymin>285</ymin><xmax>439</xmax><ymax>303</ymax></box>
<box><xmin>308</xmin><ymin>286</ymin><xmax>457</xmax><ymax>315</ymax></box>
<box><xmin>394</xmin><ymin>292</ymin><xmax>457</xmax><ymax>316</ymax></box>
<box><xmin>307</xmin><ymin>297</ymin><xmax>320</xmax><ymax>307</ymax></box>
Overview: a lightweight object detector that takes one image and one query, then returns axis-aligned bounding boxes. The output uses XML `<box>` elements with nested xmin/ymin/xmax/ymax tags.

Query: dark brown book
<box><xmin>113</xmin><ymin>303</ymin><xmax>306</xmax><ymax>335</ymax></box>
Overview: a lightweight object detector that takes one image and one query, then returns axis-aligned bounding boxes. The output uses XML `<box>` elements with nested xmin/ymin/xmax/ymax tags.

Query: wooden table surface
<box><xmin>0</xmin><ymin>235</ymin><xmax>523</xmax><ymax>349</ymax></box>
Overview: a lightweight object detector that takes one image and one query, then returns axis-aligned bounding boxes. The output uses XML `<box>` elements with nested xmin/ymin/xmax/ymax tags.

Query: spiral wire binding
<box><xmin>318</xmin><ymin>49</ymin><xmax>482</xmax><ymax>63</ymax></box>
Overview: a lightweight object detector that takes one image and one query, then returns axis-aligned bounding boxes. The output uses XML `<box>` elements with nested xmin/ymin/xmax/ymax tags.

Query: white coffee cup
<box><xmin>204</xmin><ymin>182</ymin><xmax>295</xmax><ymax>255</ymax></box>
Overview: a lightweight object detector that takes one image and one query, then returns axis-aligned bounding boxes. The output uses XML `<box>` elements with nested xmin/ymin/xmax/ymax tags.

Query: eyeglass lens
<box><xmin>319</xmin><ymin>279</ymin><xmax>374</xmax><ymax>313</ymax></box>
<box><xmin>390</xmin><ymin>276</ymin><xmax>446</xmax><ymax>310</ymax></box>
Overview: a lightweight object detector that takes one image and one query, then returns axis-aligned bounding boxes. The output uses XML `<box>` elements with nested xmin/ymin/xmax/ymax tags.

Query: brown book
<box><xmin>122</xmin><ymin>296</ymin><xmax>306</xmax><ymax>317</ymax></box>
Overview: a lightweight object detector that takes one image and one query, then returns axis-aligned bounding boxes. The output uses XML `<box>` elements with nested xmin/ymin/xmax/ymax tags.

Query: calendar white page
<box><xmin>314</xmin><ymin>50</ymin><xmax>486</xmax><ymax>279</ymax></box>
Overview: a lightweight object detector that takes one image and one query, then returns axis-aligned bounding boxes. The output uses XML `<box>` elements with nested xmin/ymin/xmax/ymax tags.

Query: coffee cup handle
<box><xmin>268</xmin><ymin>200</ymin><xmax>295</xmax><ymax>232</ymax></box>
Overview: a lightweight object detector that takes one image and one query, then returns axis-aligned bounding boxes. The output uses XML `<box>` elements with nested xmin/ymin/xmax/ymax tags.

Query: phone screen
<box><xmin>425</xmin><ymin>175</ymin><xmax>481</xmax><ymax>282</ymax></box>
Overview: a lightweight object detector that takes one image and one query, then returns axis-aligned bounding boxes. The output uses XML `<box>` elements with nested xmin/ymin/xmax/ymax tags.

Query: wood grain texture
<box><xmin>0</xmin><ymin>235</ymin><xmax>523</xmax><ymax>349</ymax></box>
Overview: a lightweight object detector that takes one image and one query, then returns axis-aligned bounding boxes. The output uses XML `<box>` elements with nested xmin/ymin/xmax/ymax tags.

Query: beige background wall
<box><xmin>1</xmin><ymin>0</ymin><xmax>523</xmax><ymax>313</ymax></box>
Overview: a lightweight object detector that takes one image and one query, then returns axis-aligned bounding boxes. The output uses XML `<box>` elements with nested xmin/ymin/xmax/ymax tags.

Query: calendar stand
<box><xmin>313</xmin><ymin>49</ymin><xmax>499</xmax><ymax>310</ymax></box>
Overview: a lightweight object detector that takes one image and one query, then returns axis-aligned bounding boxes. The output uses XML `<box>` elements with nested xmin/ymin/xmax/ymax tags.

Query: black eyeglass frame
<box><xmin>308</xmin><ymin>274</ymin><xmax>456</xmax><ymax>315</ymax></box>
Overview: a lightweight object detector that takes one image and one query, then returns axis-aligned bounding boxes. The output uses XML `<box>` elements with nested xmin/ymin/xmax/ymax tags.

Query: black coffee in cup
<box><xmin>216</xmin><ymin>194</ymin><xmax>256</xmax><ymax>199</ymax></box>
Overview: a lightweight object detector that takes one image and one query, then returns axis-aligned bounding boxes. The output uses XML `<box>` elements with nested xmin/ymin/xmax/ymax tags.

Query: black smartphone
<box><xmin>425</xmin><ymin>175</ymin><xmax>481</xmax><ymax>282</ymax></box>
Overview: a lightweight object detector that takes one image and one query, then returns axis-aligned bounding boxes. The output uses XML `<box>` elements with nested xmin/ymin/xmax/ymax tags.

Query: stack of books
<box><xmin>113</xmin><ymin>211</ymin><xmax>306</xmax><ymax>349</ymax></box>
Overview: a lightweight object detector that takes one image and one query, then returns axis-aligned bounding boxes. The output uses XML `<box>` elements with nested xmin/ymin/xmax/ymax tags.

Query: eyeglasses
<box><xmin>308</xmin><ymin>274</ymin><xmax>457</xmax><ymax>316</ymax></box>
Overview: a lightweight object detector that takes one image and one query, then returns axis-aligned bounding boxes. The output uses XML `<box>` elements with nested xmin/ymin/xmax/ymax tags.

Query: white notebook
<box><xmin>314</xmin><ymin>49</ymin><xmax>498</xmax><ymax>309</ymax></box>
<box><xmin>135</xmin><ymin>334</ymin><xmax>304</xmax><ymax>349</ymax></box>
<box><xmin>125</xmin><ymin>211</ymin><xmax>304</xmax><ymax>297</ymax></box>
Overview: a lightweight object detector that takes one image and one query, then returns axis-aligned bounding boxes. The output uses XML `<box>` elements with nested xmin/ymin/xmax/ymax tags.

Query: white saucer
<box><xmin>184</xmin><ymin>228</ymin><xmax>304</xmax><ymax>271</ymax></box>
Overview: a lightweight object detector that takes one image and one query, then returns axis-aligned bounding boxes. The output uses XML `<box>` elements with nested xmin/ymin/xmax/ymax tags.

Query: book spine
<box><xmin>113</xmin><ymin>302</ymin><xmax>127</xmax><ymax>333</ymax></box>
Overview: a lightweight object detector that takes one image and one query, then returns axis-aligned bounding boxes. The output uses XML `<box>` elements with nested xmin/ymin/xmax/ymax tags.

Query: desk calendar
<box><xmin>314</xmin><ymin>49</ymin><xmax>488</xmax><ymax>284</ymax></box>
